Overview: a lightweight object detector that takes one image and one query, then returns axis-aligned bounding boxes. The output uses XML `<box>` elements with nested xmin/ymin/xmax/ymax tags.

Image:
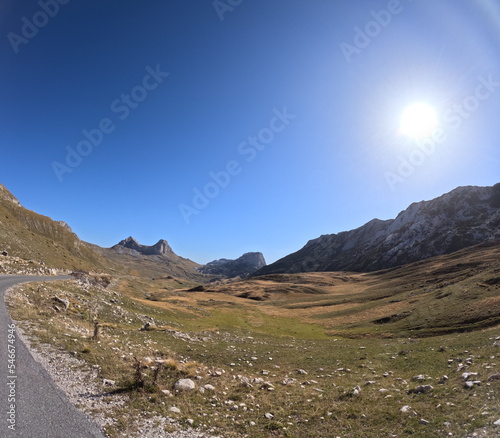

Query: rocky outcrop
<box><xmin>256</xmin><ymin>184</ymin><xmax>500</xmax><ymax>275</ymax></box>
<box><xmin>0</xmin><ymin>184</ymin><xmax>21</xmax><ymax>206</ymax></box>
<box><xmin>198</xmin><ymin>252</ymin><xmax>266</xmax><ymax>278</ymax></box>
<box><xmin>112</xmin><ymin>237</ymin><xmax>173</xmax><ymax>256</ymax></box>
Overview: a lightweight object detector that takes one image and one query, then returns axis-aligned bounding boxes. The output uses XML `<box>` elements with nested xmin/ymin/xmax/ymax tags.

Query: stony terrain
<box><xmin>5</xmin><ymin>266</ymin><xmax>500</xmax><ymax>437</ymax></box>
<box><xmin>0</xmin><ymin>253</ymin><xmax>59</xmax><ymax>276</ymax></box>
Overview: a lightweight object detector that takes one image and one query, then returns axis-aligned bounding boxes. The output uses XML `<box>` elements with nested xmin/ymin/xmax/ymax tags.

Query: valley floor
<box><xmin>4</xmin><ymin>269</ymin><xmax>500</xmax><ymax>438</ymax></box>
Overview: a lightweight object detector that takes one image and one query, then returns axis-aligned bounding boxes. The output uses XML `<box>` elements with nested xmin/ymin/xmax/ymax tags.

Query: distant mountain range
<box><xmin>255</xmin><ymin>183</ymin><xmax>500</xmax><ymax>275</ymax></box>
<box><xmin>2</xmin><ymin>182</ymin><xmax>500</xmax><ymax>281</ymax></box>
<box><xmin>197</xmin><ymin>252</ymin><xmax>266</xmax><ymax>278</ymax></box>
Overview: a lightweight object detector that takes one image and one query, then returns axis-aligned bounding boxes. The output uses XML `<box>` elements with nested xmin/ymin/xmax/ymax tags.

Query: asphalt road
<box><xmin>0</xmin><ymin>275</ymin><xmax>106</xmax><ymax>438</ymax></box>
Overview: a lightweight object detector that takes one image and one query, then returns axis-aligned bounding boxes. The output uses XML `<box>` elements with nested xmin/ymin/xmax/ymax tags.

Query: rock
<box><xmin>52</xmin><ymin>295</ymin><xmax>69</xmax><ymax>311</ymax></box>
<box><xmin>411</xmin><ymin>375</ymin><xmax>426</xmax><ymax>382</ymax></box>
<box><xmin>297</xmin><ymin>369</ymin><xmax>308</xmax><ymax>375</ymax></box>
<box><xmin>438</xmin><ymin>375</ymin><xmax>449</xmax><ymax>385</ymax></box>
<box><xmin>103</xmin><ymin>379</ymin><xmax>115</xmax><ymax>386</ymax></box>
<box><xmin>365</xmin><ymin>381</ymin><xmax>376</xmax><ymax>386</ymax></box>
<box><xmin>281</xmin><ymin>378</ymin><xmax>297</xmax><ymax>386</ymax></box>
<box><xmin>140</xmin><ymin>322</ymin><xmax>153</xmax><ymax>331</ymax></box>
<box><xmin>161</xmin><ymin>389</ymin><xmax>173</xmax><ymax>397</ymax></box>
<box><xmin>186</xmin><ymin>419</ymin><xmax>194</xmax><ymax>426</ymax></box>
<box><xmin>464</xmin><ymin>380</ymin><xmax>481</xmax><ymax>389</ymax></box>
<box><xmin>462</xmin><ymin>372</ymin><xmax>479</xmax><ymax>381</ymax></box>
<box><xmin>493</xmin><ymin>419</ymin><xmax>500</xmax><ymax>426</ymax></box>
<box><xmin>169</xmin><ymin>406</ymin><xmax>181</xmax><ymax>414</ymax></box>
<box><xmin>264</xmin><ymin>413</ymin><xmax>274</xmax><ymax>420</ymax></box>
<box><xmin>487</xmin><ymin>374</ymin><xmax>500</xmax><ymax>382</ymax></box>
<box><xmin>204</xmin><ymin>384</ymin><xmax>216</xmax><ymax>391</ymax></box>
<box><xmin>409</xmin><ymin>385</ymin><xmax>433</xmax><ymax>394</ymax></box>
<box><xmin>352</xmin><ymin>386</ymin><xmax>361</xmax><ymax>396</ymax></box>
<box><xmin>420</xmin><ymin>419</ymin><xmax>430</xmax><ymax>425</ymax></box>
<box><xmin>174</xmin><ymin>379</ymin><xmax>196</xmax><ymax>392</ymax></box>
<box><xmin>260</xmin><ymin>381</ymin><xmax>275</xmax><ymax>391</ymax></box>
<box><xmin>400</xmin><ymin>405</ymin><xmax>412</xmax><ymax>413</ymax></box>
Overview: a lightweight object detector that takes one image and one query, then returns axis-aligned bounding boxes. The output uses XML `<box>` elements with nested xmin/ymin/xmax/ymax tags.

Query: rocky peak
<box><xmin>198</xmin><ymin>252</ymin><xmax>266</xmax><ymax>278</ymax></box>
<box><xmin>113</xmin><ymin>237</ymin><xmax>173</xmax><ymax>256</ymax></box>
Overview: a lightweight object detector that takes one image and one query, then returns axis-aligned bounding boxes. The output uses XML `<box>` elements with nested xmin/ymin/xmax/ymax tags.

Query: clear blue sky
<box><xmin>1</xmin><ymin>0</ymin><xmax>499</xmax><ymax>264</ymax></box>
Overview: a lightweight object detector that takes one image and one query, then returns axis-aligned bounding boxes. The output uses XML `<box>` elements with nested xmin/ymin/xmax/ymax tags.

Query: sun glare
<box><xmin>399</xmin><ymin>102</ymin><xmax>439</xmax><ymax>139</ymax></box>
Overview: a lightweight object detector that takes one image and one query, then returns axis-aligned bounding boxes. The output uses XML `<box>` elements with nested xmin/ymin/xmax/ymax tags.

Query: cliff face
<box><xmin>198</xmin><ymin>252</ymin><xmax>267</xmax><ymax>278</ymax></box>
<box><xmin>256</xmin><ymin>184</ymin><xmax>500</xmax><ymax>275</ymax></box>
<box><xmin>112</xmin><ymin>237</ymin><xmax>173</xmax><ymax>256</ymax></box>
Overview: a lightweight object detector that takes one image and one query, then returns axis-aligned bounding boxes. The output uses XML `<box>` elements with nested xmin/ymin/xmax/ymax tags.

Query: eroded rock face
<box><xmin>112</xmin><ymin>237</ymin><xmax>173</xmax><ymax>256</ymax></box>
<box><xmin>256</xmin><ymin>184</ymin><xmax>500</xmax><ymax>275</ymax></box>
<box><xmin>198</xmin><ymin>252</ymin><xmax>266</xmax><ymax>278</ymax></box>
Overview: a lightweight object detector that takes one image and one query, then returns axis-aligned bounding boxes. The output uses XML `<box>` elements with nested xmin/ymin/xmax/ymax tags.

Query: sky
<box><xmin>1</xmin><ymin>0</ymin><xmax>499</xmax><ymax>265</ymax></box>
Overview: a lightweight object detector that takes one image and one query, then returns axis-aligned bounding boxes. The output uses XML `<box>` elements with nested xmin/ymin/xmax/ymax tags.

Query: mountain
<box><xmin>255</xmin><ymin>183</ymin><xmax>500</xmax><ymax>275</ymax></box>
<box><xmin>112</xmin><ymin>236</ymin><xmax>173</xmax><ymax>256</ymax></box>
<box><xmin>0</xmin><ymin>184</ymin><xmax>111</xmax><ymax>272</ymax></box>
<box><xmin>0</xmin><ymin>183</ymin><xmax>207</xmax><ymax>281</ymax></box>
<box><xmin>88</xmin><ymin>237</ymin><xmax>206</xmax><ymax>281</ymax></box>
<box><xmin>198</xmin><ymin>252</ymin><xmax>266</xmax><ymax>278</ymax></box>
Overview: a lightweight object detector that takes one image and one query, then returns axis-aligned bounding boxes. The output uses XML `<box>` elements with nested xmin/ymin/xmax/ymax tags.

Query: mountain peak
<box><xmin>256</xmin><ymin>183</ymin><xmax>500</xmax><ymax>275</ymax></box>
<box><xmin>198</xmin><ymin>252</ymin><xmax>266</xmax><ymax>278</ymax></box>
<box><xmin>113</xmin><ymin>237</ymin><xmax>172</xmax><ymax>256</ymax></box>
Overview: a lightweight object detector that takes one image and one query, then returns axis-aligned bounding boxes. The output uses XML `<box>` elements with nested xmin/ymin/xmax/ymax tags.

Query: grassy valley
<box><xmin>6</xmin><ymin>242</ymin><xmax>500</xmax><ymax>437</ymax></box>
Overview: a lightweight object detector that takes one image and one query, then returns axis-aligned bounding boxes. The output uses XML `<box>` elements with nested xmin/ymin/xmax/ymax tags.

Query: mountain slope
<box><xmin>197</xmin><ymin>252</ymin><xmax>266</xmax><ymax>278</ymax></box>
<box><xmin>207</xmin><ymin>239</ymin><xmax>500</xmax><ymax>337</ymax></box>
<box><xmin>88</xmin><ymin>237</ymin><xmax>207</xmax><ymax>281</ymax></box>
<box><xmin>0</xmin><ymin>184</ymin><xmax>111</xmax><ymax>272</ymax></box>
<box><xmin>256</xmin><ymin>183</ymin><xmax>500</xmax><ymax>275</ymax></box>
<box><xmin>0</xmin><ymin>184</ymin><xmax>207</xmax><ymax>281</ymax></box>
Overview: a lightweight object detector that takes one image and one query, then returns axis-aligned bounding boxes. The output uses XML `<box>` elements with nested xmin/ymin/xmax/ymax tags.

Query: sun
<box><xmin>399</xmin><ymin>102</ymin><xmax>439</xmax><ymax>139</ymax></box>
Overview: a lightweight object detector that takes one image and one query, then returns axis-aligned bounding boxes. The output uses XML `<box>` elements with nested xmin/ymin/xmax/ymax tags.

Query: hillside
<box><xmin>0</xmin><ymin>184</ymin><xmax>208</xmax><ymax>282</ymax></box>
<box><xmin>206</xmin><ymin>240</ymin><xmax>500</xmax><ymax>337</ymax></box>
<box><xmin>257</xmin><ymin>183</ymin><xmax>500</xmax><ymax>275</ymax></box>
<box><xmin>0</xmin><ymin>184</ymin><xmax>112</xmax><ymax>272</ymax></box>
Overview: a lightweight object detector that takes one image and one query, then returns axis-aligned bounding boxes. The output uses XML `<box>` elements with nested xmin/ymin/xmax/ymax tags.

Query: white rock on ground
<box><xmin>175</xmin><ymin>379</ymin><xmax>196</xmax><ymax>392</ymax></box>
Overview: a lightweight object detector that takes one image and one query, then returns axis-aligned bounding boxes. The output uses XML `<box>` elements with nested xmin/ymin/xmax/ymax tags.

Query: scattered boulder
<box><xmin>409</xmin><ymin>385</ymin><xmax>433</xmax><ymax>394</ymax></box>
<box><xmin>52</xmin><ymin>296</ymin><xmax>69</xmax><ymax>311</ymax></box>
<box><xmin>103</xmin><ymin>379</ymin><xmax>115</xmax><ymax>387</ymax></box>
<box><xmin>174</xmin><ymin>379</ymin><xmax>196</xmax><ymax>392</ymax></box>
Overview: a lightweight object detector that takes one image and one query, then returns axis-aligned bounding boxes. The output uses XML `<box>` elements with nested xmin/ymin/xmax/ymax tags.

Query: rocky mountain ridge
<box><xmin>255</xmin><ymin>183</ymin><xmax>500</xmax><ymax>275</ymax></box>
<box><xmin>198</xmin><ymin>252</ymin><xmax>266</xmax><ymax>278</ymax></box>
<box><xmin>112</xmin><ymin>236</ymin><xmax>173</xmax><ymax>257</ymax></box>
